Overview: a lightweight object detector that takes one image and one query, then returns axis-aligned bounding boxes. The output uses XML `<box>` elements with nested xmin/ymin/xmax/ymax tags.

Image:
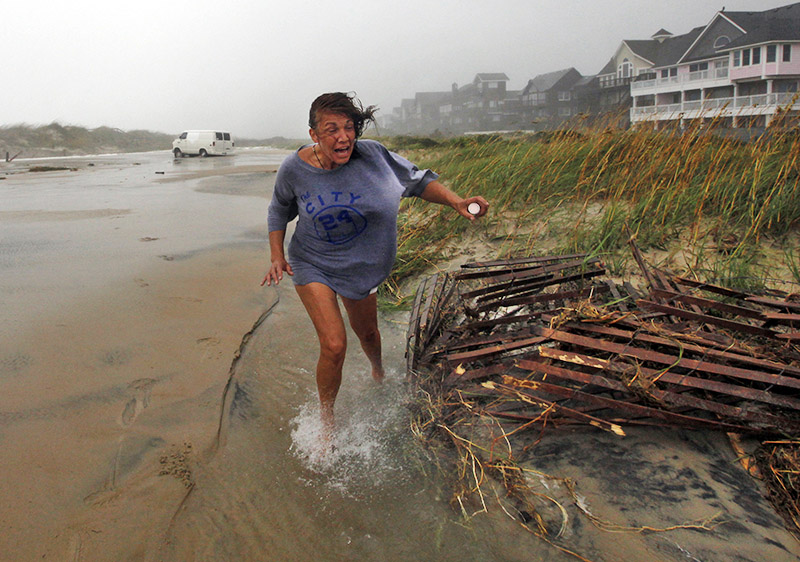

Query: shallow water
<box><xmin>0</xmin><ymin>149</ymin><xmax>284</xmax><ymax>341</ymax></box>
<box><xmin>156</xmin><ymin>283</ymin><xmax>587</xmax><ymax>561</ymax></box>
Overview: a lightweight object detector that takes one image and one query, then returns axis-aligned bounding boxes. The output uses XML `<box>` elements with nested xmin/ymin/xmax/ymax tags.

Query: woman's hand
<box><xmin>262</xmin><ymin>230</ymin><xmax>292</xmax><ymax>286</ymax></box>
<box><xmin>261</xmin><ymin>257</ymin><xmax>293</xmax><ymax>286</ymax></box>
<box><xmin>454</xmin><ymin>196</ymin><xmax>490</xmax><ymax>221</ymax></box>
<box><xmin>420</xmin><ymin>181</ymin><xmax>489</xmax><ymax>221</ymax></box>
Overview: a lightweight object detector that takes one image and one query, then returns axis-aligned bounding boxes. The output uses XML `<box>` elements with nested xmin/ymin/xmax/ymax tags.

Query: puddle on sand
<box><xmin>153</xmin><ymin>287</ymin><xmax>539</xmax><ymax>562</ymax></box>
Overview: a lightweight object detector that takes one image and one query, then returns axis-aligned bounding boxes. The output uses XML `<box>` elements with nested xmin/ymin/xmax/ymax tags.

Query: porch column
<box><xmin>766</xmin><ymin>80</ymin><xmax>775</xmax><ymax>128</ymax></box>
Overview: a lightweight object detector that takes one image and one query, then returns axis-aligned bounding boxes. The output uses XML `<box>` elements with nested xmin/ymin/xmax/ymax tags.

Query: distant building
<box><xmin>387</xmin><ymin>73</ymin><xmax>515</xmax><ymax>135</ymax></box>
<box><xmin>386</xmin><ymin>2</ymin><xmax>800</xmax><ymax>135</ymax></box>
<box><xmin>520</xmin><ymin>68</ymin><xmax>583</xmax><ymax>129</ymax></box>
<box><xmin>629</xmin><ymin>2</ymin><xmax>800</xmax><ymax>129</ymax></box>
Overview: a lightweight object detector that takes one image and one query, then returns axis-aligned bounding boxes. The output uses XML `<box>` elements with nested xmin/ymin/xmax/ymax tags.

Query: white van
<box><xmin>172</xmin><ymin>130</ymin><xmax>234</xmax><ymax>157</ymax></box>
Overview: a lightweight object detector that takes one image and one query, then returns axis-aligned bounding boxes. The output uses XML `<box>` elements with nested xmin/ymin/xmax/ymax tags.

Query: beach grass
<box><xmin>379</xmin><ymin>117</ymin><xmax>800</xmax><ymax>305</ymax></box>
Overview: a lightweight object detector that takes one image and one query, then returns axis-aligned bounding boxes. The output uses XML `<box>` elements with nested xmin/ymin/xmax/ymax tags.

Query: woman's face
<box><xmin>309</xmin><ymin>111</ymin><xmax>356</xmax><ymax>169</ymax></box>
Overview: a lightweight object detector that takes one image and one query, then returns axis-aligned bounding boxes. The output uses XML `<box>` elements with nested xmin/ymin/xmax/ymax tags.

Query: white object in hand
<box><xmin>467</xmin><ymin>202</ymin><xmax>481</xmax><ymax>215</ymax></box>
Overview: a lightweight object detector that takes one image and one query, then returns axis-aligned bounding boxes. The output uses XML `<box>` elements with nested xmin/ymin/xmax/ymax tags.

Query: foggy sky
<box><xmin>1</xmin><ymin>0</ymin><xmax>793</xmax><ymax>139</ymax></box>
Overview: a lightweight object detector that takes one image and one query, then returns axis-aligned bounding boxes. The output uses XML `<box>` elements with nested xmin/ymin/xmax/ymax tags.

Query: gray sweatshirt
<box><xmin>267</xmin><ymin>139</ymin><xmax>438</xmax><ymax>299</ymax></box>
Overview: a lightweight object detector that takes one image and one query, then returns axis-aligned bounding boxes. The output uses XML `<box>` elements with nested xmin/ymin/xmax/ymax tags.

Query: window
<box><xmin>753</xmin><ymin>47</ymin><xmax>761</xmax><ymax>65</ymax></box>
<box><xmin>558</xmin><ymin>91</ymin><xmax>571</xmax><ymax>101</ymax></box>
<box><xmin>618</xmin><ymin>59</ymin><xmax>633</xmax><ymax>78</ymax></box>
<box><xmin>689</xmin><ymin>62</ymin><xmax>709</xmax><ymax>72</ymax></box>
<box><xmin>637</xmin><ymin>95</ymin><xmax>655</xmax><ymax>107</ymax></box>
<box><xmin>713</xmin><ymin>35</ymin><xmax>730</xmax><ymax>49</ymax></box>
<box><xmin>558</xmin><ymin>107</ymin><xmax>571</xmax><ymax>117</ymax></box>
<box><xmin>215</xmin><ymin>132</ymin><xmax>223</xmax><ymax>140</ymax></box>
<box><xmin>715</xmin><ymin>59</ymin><xmax>729</xmax><ymax>78</ymax></box>
<box><xmin>179</xmin><ymin>132</ymin><xmax>187</xmax><ymax>140</ymax></box>
<box><xmin>734</xmin><ymin>51</ymin><xmax>741</xmax><ymax>67</ymax></box>
<box><xmin>743</xmin><ymin>49</ymin><xmax>750</xmax><ymax>66</ymax></box>
<box><xmin>767</xmin><ymin>45</ymin><xmax>777</xmax><ymax>63</ymax></box>
<box><xmin>784</xmin><ymin>44</ymin><xmax>792</xmax><ymax>62</ymax></box>
<box><xmin>685</xmin><ymin>90</ymin><xmax>701</xmax><ymax>102</ymax></box>
<box><xmin>661</xmin><ymin>67</ymin><xmax>677</xmax><ymax>78</ymax></box>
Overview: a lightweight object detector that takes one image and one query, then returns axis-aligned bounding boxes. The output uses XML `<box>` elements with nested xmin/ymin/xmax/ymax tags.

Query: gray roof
<box><xmin>522</xmin><ymin>68</ymin><xmax>581</xmax><ymax>94</ymax></box>
<box><xmin>597</xmin><ymin>57</ymin><xmax>617</xmax><ymax>75</ymax></box>
<box><xmin>625</xmin><ymin>26</ymin><xmax>704</xmax><ymax>67</ymax></box>
<box><xmin>721</xmin><ymin>3</ymin><xmax>800</xmax><ymax>49</ymax></box>
<box><xmin>457</xmin><ymin>82</ymin><xmax>477</xmax><ymax>96</ymax></box>
<box><xmin>474</xmin><ymin>73</ymin><xmax>510</xmax><ymax>82</ymax></box>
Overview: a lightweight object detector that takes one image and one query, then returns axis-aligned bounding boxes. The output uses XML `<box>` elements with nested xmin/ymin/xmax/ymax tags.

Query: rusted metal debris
<box><xmin>406</xmin><ymin>244</ymin><xmax>800</xmax><ymax>436</ymax></box>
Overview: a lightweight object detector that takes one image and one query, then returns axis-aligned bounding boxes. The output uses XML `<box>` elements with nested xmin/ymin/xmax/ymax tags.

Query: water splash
<box><xmin>289</xmin><ymin>369</ymin><xmax>413</xmax><ymax>493</ymax></box>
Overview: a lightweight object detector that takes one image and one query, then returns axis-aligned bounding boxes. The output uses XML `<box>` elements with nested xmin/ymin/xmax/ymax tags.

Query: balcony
<box><xmin>631</xmin><ymin>67</ymin><xmax>730</xmax><ymax>94</ymax></box>
<box><xmin>599</xmin><ymin>76</ymin><xmax>632</xmax><ymax>89</ymax></box>
<box><xmin>631</xmin><ymin>92</ymin><xmax>800</xmax><ymax>121</ymax></box>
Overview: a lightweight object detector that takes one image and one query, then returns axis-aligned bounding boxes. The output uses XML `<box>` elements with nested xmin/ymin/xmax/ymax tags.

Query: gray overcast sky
<box><xmin>1</xmin><ymin>0</ymin><xmax>793</xmax><ymax>139</ymax></box>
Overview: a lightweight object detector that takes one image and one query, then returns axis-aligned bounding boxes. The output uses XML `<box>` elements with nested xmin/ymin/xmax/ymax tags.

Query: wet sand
<box><xmin>0</xmin><ymin>150</ymin><xmax>283</xmax><ymax>560</ymax></box>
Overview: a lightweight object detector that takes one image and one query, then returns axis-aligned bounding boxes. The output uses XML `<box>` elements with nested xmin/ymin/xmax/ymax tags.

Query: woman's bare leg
<box><xmin>341</xmin><ymin>292</ymin><xmax>385</xmax><ymax>382</ymax></box>
<box><xmin>295</xmin><ymin>283</ymin><xmax>347</xmax><ymax>437</ymax></box>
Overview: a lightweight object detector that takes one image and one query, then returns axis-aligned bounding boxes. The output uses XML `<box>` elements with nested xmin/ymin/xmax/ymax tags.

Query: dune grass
<box><xmin>380</xmin><ymin>117</ymin><xmax>800</xmax><ymax>305</ymax></box>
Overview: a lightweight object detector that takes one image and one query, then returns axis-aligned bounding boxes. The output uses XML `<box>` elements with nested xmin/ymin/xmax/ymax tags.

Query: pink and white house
<box><xmin>629</xmin><ymin>3</ymin><xmax>800</xmax><ymax>129</ymax></box>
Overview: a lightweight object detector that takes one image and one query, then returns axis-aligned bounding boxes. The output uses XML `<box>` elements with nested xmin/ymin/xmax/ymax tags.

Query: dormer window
<box><xmin>618</xmin><ymin>58</ymin><xmax>633</xmax><ymax>78</ymax></box>
<box><xmin>713</xmin><ymin>35</ymin><xmax>730</xmax><ymax>49</ymax></box>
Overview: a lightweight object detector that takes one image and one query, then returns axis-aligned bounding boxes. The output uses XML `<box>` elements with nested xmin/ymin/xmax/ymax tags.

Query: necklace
<box><xmin>312</xmin><ymin>144</ymin><xmax>326</xmax><ymax>169</ymax></box>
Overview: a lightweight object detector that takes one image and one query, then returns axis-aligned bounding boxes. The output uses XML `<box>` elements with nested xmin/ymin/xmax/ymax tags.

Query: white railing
<box><xmin>632</xmin><ymin>67</ymin><xmax>729</xmax><ymax>91</ymax></box>
<box><xmin>735</xmin><ymin>94</ymin><xmax>768</xmax><ymax>107</ymax></box>
<box><xmin>633</xmin><ymin>78</ymin><xmax>656</xmax><ymax>89</ymax></box>
<box><xmin>631</xmin><ymin>92</ymin><xmax>800</xmax><ymax>119</ymax></box>
<box><xmin>702</xmin><ymin>97</ymin><xmax>732</xmax><ymax>109</ymax></box>
<box><xmin>659</xmin><ymin>103</ymin><xmax>682</xmax><ymax>113</ymax></box>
